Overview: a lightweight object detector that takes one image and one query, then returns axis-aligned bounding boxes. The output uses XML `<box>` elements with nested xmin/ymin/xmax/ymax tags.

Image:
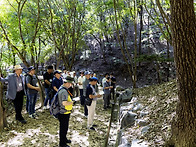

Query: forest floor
<box><xmin>0</xmin><ymin>97</ymin><xmax>112</xmax><ymax>147</ymax></box>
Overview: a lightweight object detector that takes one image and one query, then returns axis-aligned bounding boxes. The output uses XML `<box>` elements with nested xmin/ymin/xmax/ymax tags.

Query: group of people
<box><xmin>0</xmin><ymin>64</ymin><xmax>116</xmax><ymax>147</ymax></box>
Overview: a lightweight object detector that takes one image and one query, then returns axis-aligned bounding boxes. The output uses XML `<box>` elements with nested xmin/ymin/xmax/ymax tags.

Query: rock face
<box><xmin>120</xmin><ymin>111</ymin><xmax>137</xmax><ymax>129</ymax></box>
<box><xmin>117</xmin><ymin>88</ymin><xmax>151</xmax><ymax>146</ymax></box>
<box><xmin>118</xmin><ymin>89</ymin><xmax>133</xmax><ymax>104</ymax></box>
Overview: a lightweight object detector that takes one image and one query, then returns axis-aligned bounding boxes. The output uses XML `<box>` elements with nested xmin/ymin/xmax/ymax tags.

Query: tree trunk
<box><xmin>0</xmin><ymin>81</ymin><xmax>7</xmax><ymax>131</ymax></box>
<box><xmin>169</xmin><ymin>0</ymin><xmax>196</xmax><ymax>146</ymax></box>
<box><xmin>138</xmin><ymin>0</ymin><xmax>143</xmax><ymax>69</ymax></box>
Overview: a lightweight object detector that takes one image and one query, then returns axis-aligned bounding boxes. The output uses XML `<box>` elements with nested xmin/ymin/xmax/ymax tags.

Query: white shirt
<box><xmin>78</xmin><ymin>76</ymin><xmax>85</xmax><ymax>89</ymax></box>
<box><xmin>102</xmin><ymin>77</ymin><xmax>107</xmax><ymax>87</ymax></box>
<box><xmin>62</xmin><ymin>73</ymin><xmax>67</xmax><ymax>79</ymax></box>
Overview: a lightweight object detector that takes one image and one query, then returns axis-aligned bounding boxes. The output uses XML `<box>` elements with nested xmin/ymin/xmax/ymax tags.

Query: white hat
<box><xmin>14</xmin><ymin>65</ymin><xmax>23</xmax><ymax>70</ymax></box>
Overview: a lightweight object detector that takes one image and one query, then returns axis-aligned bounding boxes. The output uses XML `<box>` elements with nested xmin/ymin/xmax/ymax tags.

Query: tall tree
<box><xmin>169</xmin><ymin>0</ymin><xmax>196</xmax><ymax>146</ymax></box>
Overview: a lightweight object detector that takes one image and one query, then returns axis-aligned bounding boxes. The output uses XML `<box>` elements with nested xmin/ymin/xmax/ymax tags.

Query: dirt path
<box><xmin>0</xmin><ymin>99</ymin><xmax>111</xmax><ymax>147</ymax></box>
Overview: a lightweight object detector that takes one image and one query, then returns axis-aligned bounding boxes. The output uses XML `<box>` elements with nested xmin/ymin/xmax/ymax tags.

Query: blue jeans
<box><xmin>44</xmin><ymin>88</ymin><xmax>51</xmax><ymax>106</ymax></box>
<box><xmin>28</xmin><ymin>93</ymin><xmax>38</xmax><ymax>115</ymax></box>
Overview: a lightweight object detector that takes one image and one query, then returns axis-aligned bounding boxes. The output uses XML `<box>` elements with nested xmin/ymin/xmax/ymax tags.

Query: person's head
<box><xmin>67</xmin><ymin>71</ymin><xmax>70</xmax><ymax>76</ymax></box>
<box><xmin>63</xmin><ymin>76</ymin><xmax>74</xmax><ymax>88</ymax></box>
<box><xmin>80</xmin><ymin>71</ymin><xmax>84</xmax><ymax>77</ymax></box>
<box><xmin>47</xmin><ymin>65</ymin><xmax>53</xmax><ymax>73</ymax></box>
<box><xmin>90</xmin><ymin>72</ymin><xmax>93</xmax><ymax>78</ymax></box>
<box><xmin>63</xmin><ymin>68</ymin><xmax>67</xmax><ymax>74</ymax></box>
<box><xmin>106</xmin><ymin>77</ymin><xmax>111</xmax><ymax>82</ymax></box>
<box><xmin>84</xmin><ymin>71</ymin><xmax>91</xmax><ymax>79</ymax></box>
<box><xmin>105</xmin><ymin>73</ymin><xmax>109</xmax><ymax>78</ymax></box>
<box><xmin>14</xmin><ymin>65</ymin><xmax>23</xmax><ymax>75</ymax></box>
<box><xmin>28</xmin><ymin>66</ymin><xmax>36</xmax><ymax>75</ymax></box>
<box><xmin>93</xmin><ymin>73</ymin><xmax>97</xmax><ymax>77</ymax></box>
<box><xmin>110</xmin><ymin>73</ymin><xmax>114</xmax><ymax>78</ymax></box>
<box><xmin>89</xmin><ymin>77</ymin><xmax>98</xmax><ymax>85</ymax></box>
<box><xmin>54</xmin><ymin>70</ymin><xmax>62</xmax><ymax>79</ymax></box>
<box><xmin>73</xmin><ymin>71</ymin><xmax>76</xmax><ymax>77</ymax></box>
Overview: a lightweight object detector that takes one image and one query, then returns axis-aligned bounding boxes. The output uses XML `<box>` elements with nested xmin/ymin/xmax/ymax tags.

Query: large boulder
<box><xmin>118</xmin><ymin>89</ymin><xmax>133</xmax><ymax>104</ymax></box>
<box><xmin>116</xmin><ymin>85</ymin><xmax>125</xmax><ymax>91</ymax></box>
<box><xmin>121</xmin><ymin>111</ymin><xmax>137</xmax><ymax>129</ymax></box>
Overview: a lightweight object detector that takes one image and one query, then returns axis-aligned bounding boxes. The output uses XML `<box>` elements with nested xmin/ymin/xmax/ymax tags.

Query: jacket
<box><xmin>0</xmin><ymin>73</ymin><xmax>24</xmax><ymax>100</ymax></box>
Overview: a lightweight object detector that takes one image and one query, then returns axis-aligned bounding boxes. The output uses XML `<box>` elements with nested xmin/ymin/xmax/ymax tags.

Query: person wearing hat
<box><xmin>82</xmin><ymin>71</ymin><xmax>91</xmax><ymax>117</ymax></box>
<box><xmin>52</xmin><ymin>70</ymin><xmax>63</xmax><ymax>96</ymax></box>
<box><xmin>26</xmin><ymin>66</ymin><xmax>40</xmax><ymax>119</ymax></box>
<box><xmin>58</xmin><ymin>76</ymin><xmax>75</xmax><ymax>147</ymax></box>
<box><xmin>86</xmin><ymin>77</ymin><xmax>102</xmax><ymax>130</ymax></box>
<box><xmin>0</xmin><ymin>65</ymin><xmax>26</xmax><ymax>124</ymax></box>
<box><xmin>43</xmin><ymin>65</ymin><xmax>54</xmax><ymax>109</ymax></box>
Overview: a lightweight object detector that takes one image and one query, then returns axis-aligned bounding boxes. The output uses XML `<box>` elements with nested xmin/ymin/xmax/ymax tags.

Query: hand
<box><xmin>97</xmin><ymin>94</ymin><xmax>102</xmax><ymax>98</ymax></box>
<box><xmin>35</xmin><ymin>87</ymin><xmax>41</xmax><ymax>91</ymax></box>
<box><xmin>110</xmin><ymin>86</ymin><xmax>113</xmax><ymax>89</ymax></box>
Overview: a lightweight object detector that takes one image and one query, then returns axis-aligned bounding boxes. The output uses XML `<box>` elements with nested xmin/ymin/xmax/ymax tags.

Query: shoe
<box><xmin>29</xmin><ymin>114</ymin><xmax>36</xmax><ymax>119</ymax></box>
<box><xmin>104</xmin><ymin>107</ymin><xmax>107</xmax><ymax>110</ymax></box>
<box><xmin>19</xmin><ymin>119</ymin><xmax>27</xmax><ymax>124</ymax></box>
<box><xmin>33</xmin><ymin>113</ymin><xmax>39</xmax><ymax>117</ymax></box>
<box><xmin>65</xmin><ymin>139</ymin><xmax>71</xmax><ymax>143</ymax></box>
<box><xmin>43</xmin><ymin>106</ymin><xmax>47</xmax><ymax>110</ymax></box>
<box><xmin>107</xmin><ymin>106</ymin><xmax>111</xmax><ymax>108</ymax></box>
<box><xmin>92</xmin><ymin>124</ymin><xmax>97</xmax><ymax>127</ymax></box>
<box><xmin>84</xmin><ymin>115</ymin><xmax>88</xmax><ymax>118</ymax></box>
<box><xmin>89</xmin><ymin>127</ymin><xmax>95</xmax><ymax>131</ymax></box>
<box><xmin>59</xmin><ymin>144</ymin><xmax>70</xmax><ymax>147</ymax></box>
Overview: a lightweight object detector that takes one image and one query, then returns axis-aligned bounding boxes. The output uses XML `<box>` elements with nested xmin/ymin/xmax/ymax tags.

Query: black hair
<box><xmin>106</xmin><ymin>77</ymin><xmax>111</xmax><ymax>80</ymax></box>
<box><xmin>105</xmin><ymin>73</ymin><xmax>109</xmax><ymax>77</ymax></box>
<box><xmin>48</xmin><ymin>65</ymin><xmax>53</xmax><ymax>69</ymax></box>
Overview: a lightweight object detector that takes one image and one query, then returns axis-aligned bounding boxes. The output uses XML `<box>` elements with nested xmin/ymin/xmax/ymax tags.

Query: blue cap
<box><xmin>28</xmin><ymin>66</ymin><xmax>36</xmax><ymax>72</ymax></box>
<box><xmin>90</xmin><ymin>77</ymin><xmax>98</xmax><ymax>81</ymax></box>
<box><xmin>84</xmin><ymin>71</ymin><xmax>91</xmax><ymax>75</ymax></box>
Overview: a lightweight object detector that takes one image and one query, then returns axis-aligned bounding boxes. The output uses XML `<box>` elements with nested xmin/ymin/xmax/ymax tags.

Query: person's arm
<box><xmin>27</xmin><ymin>76</ymin><xmax>40</xmax><ymax>91</ymax></box>
<box><xmin>27</xmin><ymin>83</ymin><xmax>40</xmax><ymax>91</ymax></box>
<box><xmin>89</xmin><ymin>94</ymin><xmax>101</xmax><ymax>99</ymax></box>
<box><xmin>53</xmin><ymin>86</ymin><xmax>58</xmax><ymax>92</ymax></box>
<box><xmin>103</xmin><ymin>82</ymin><xmax>113</xmax><ymax>89</ymax></box>
<box><xmin>45</xmin><ymin>79</ymin><xmax>51</xmax><ymax>85</ymax></box>
<box><xmin>62</xmin><ymin>101</ymin><xmax>73</xmax><ymax>106</ymax></box>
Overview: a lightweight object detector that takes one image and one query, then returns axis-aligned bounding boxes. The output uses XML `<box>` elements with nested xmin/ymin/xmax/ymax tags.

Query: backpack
<box><xmin>50</xmin><ymin>87</ymin><xmax>66</xmax><ymax>118</ymax></box>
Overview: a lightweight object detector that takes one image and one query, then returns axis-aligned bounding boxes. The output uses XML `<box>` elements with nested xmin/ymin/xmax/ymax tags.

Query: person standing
<box><xmin>102</xmin><ymin>73</ymin><xmax>109</xmax><ymax>87</ymax></box>
<box><xmin>0</xmin><ymin>65</ymin><xmax>26</xmax><ymax>124</ymax></box>
<box><xmin>52</xmin><ymin>70</ymin><xmax>63</xmax><ymax>96</ymax></box>
<box><xmin>43</xmin><ymin>65</ymin><xmax>54</xmax><ymax>109</ymax></box>
<box><xmin>83</xmin><ymin>71</ymin><xmax>91</xmax><ymax>117</ymax></box>
<box><xmin>62</xmin><ymin>68</ymin><xmax>67</xmax><ymax>79</ymax></box>
<box><xmin>103</xmin><ymin>77</ymin><xmax>113</xmax><ymax>109</ymax></box>
<box><xmin>26</xmin><ymin>66</ymin><xmax>40</xmax><ymax>119</ymax></box>
<box><xmin>110</xmin><ymin>73</ymin><xmax>116</xmax><ymax>100</ymax></box>
<box><xmin>58</xmin><ymin>76</ymin><xmax>74</xmax><ymax>147</ymax></box>
<box><xmin>73</xmin><ymin>71</ymin><xmax>79</xmax><ymax>97</ymax></box>
<box><xmin>86</xmin><ymin>77</ymin><xmax>101</xmax><ymax>130</ymax></box>
<box><xmin>78</xmin><ymin>71</ymin><xmax>85</xmax><ymax>105</ymax></box>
